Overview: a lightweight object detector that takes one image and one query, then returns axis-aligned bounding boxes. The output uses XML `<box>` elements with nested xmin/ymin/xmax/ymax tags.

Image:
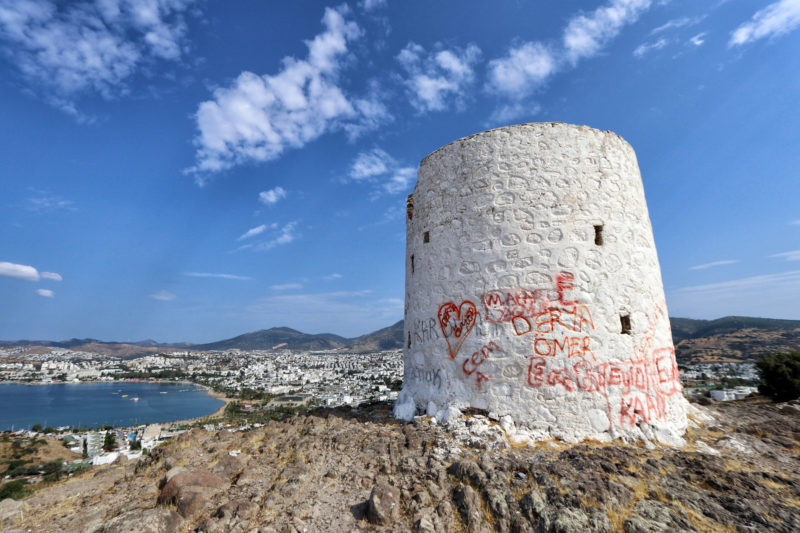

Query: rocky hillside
<box><xmin>674</xmin><ymin>327</ymin><xmax>800</xmax><ymax>364</ymax></box>
<box><xmin>2</xmin><ymin>399</ymin><xmax>799</xmax><ymax>532</ymax></box>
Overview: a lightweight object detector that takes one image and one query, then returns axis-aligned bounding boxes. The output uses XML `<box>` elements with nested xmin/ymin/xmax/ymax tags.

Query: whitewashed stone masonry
<box><xmin>394</xmin><ymin>122</ymin><xmax>688</xmax><ymax>445</ymax></box>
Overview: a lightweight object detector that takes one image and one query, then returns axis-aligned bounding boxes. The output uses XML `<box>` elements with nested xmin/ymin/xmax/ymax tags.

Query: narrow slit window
<box><xmin>411</xmin><ymin>254</ymin><xmax>415</xmax><ymax>273</ymax></box>
<box><xmin>594</xmin><ymin>225</ymin><xmax>604</xmax><ymax>246</ymax></box>
<box><xmin>620</xmin><ymin>314</ymin><xmax>631</xmax><ymax>335</ymax></box>
<box><xmin>423</xmin><ymin>231</ymin><xmax>430</xmax><ymax>243</ymax></box>
<box><xmin>407</xmin><ymin>333</ymin><xmax>411</xmax><ymax>348</ymax></box>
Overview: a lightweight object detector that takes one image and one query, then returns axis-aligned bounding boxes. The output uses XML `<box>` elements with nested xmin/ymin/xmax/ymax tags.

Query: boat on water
<box><xmin>160</xmin><ymin>391</ymin><xmax>168</xmax><ymax>394</ymax></box>
<box><xmin>130</xmin><ymin>397</ymin><xmax>139</xmax><ymax>402</ymax></box>
<box><xmin>121</xmin><ymin>394</ymin><xmax>128</xmax><ymax>398</ymax></box>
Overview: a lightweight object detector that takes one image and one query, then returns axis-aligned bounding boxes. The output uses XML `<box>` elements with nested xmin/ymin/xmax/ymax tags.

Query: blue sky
<box><xmin>1</xmin><ymin>0</ymin><xmax>799</xmax><ymax>343</ymax></box>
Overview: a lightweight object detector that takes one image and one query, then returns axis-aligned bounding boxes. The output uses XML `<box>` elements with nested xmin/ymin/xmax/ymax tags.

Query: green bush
<box><xmin>0</xmin><ymin>479</ymin><xmax>30</xmax><ymax>500</ymax></box>
<box><xmin>756</xmin><ymin>350</ymin><xmax>800</xmax><ymax>401</ymax></box>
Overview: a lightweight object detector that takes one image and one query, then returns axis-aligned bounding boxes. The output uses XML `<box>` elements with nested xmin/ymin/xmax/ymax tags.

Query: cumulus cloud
<box><xmin>188</xmin><ymin>6</ymin><xmax>386</xmax><ymax>180</ymax></box>
<box><xmin>729</xmin><ymin>0</ymin><xmax>800</xmax><ymax>47</ymax></box>
<box><xmin>149</xmin><ymin>289</ymin><xmax>176</xmax><ymax>301</ymax></box>
<box><xmin>0</xmin><ymin>0</ymin><xmax>194</xmax><ymax>113</ymax></box>
<box><xmin>563</xmin><ymin>0</ymin><xmax>653</xmax><ymax>63</ymax></box>
<box><xmin>633</xmin><ymin>37</ymin><xmax>668</xmax><ymax>57</ymax></box>
<box><xmin>36</xmin><ymin>288</ymin><xmax>54</xmax><ymax>298</ymax></box>
<box><xmin>183</xmin><ymin>272</ymin><xmax>251</xmax><ymax>281</ymax></box>
<box><xmin>258</xmin><ymin>187</ymin><xmax>287</xmax><ymax>205</ymax></box>
<box><xmin>771</xmin><ymin>250</ymin><xmax>800</xmax><ymax>261</ymax></box>
<box><xmin>689</xmin><ymin>259</ymin><xmax>738</xmax><ymax>270</ymax></box>
<box><xmin>486</xmin><ymin>0</ymin><xmax>654</xmax><ymax>112</ymax></box>
<box><xmin>397</xmin><ymin>42</ymin><xmax>481</xmax><ymax>112</ymax></box>
<box><xmin>346</xmin><ymin>148</ymin><xmax>415</xmax><ymax>195</ymax></box>
<box><xmin>348</xmin><ymin>148</ymin><xmax>393</xmax><ymax>181</ymax></box>
<box><xmin>0</xmin><ymin>261</ymin><xmax>61</xmax><ymax>282</ymax></box>
<box><xmin>486</xmin><ymin>42</ymin><xmax>556</xmax><ymax>99</ymax></box>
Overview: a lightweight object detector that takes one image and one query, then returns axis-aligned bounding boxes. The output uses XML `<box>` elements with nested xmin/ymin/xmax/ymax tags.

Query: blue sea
<box><xmin>0</xmin><ymin>382</ymin><xmax>224</xmax><ymax>430</ymax></box>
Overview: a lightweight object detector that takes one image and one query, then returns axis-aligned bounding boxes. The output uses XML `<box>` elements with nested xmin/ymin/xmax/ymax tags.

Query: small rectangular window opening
<box><xmin>411</xmin><ymin>254</ymin><xmax>415</xmax><ymax>273</ymax></box>
<box><xmin>407</xmin><ymin>333</ymin><xmax>411</xmax><ymax>348</ymax></box>
<box><xmin>423</xmin><ymin>231</ymin><xmax>430</xmax><ymax>243</ymax></box>
<box><xmin>594</xmin><ymin>225</ymin><xmax>604</xmax><ymax>246</ymax></box>
<box><xmin>620</xmin><ymin>314</ymin><xmax>631</xmax><ymax>335</ymax></box>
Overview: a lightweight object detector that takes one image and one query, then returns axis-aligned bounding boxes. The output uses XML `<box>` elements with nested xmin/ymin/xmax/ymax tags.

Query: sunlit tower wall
<box><xmin>394</xmin><ymin>123</ymin><xmax>688</xmax><ymax>444</ymax></box>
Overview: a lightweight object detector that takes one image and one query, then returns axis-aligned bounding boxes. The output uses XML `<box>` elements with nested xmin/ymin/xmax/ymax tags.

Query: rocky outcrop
<box><xmin>4</xmin><ymin>398</ymin><xmax>800</xmax><ymax>532</ymax></box>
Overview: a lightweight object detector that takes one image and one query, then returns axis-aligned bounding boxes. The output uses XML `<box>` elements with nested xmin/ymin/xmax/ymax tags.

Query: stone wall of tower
<box><xmin>394</xmin><ymin>122</ymin><xmax>688</xmax><ymax>444</ymax></box>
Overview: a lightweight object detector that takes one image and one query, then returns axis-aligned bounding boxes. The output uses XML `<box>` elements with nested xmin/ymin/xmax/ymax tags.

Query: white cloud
<box><xmin>36</xmin><ymin>288</ymin><xmax>54</xmax><ymax>298</ymax></box>
<box><xmin>239</xmin><ymin>221</ymin><xmax>299</xmax><ymax>252</ymax></box>
<box><xmin>651</xmin><ymin>16</ymin><xmax>705</xmax><ymax>35</ymax></box>
<box><xmin>188</xmin><ymin>6</ymin><xmax>386</xmax><ymax>180</ymax></box>
<box><xmin>324</xmin><ymin>273</ymin><xmax>342</xmax><ymax>280</ymax></box>
<box><xmin>360</xmin><ymin>0</ymin><xmax>387</xmax><ymax>11</ymax></box>
<box><xmin>25</xmin><ymin>192</ymin><xmax>75</xmax><ymax>212</ymax></box>
<box><xmin>563</xmin><ymin>0</ymin><xmax>653</xmax><ymax>63</ymax></box>
<box><xmin>0</xmin><ymin>261</ymin><xmax>41</xmax><ymax>281</ymax></box>
<box><xmin>258</xmin><ymin>187</ymin><xmax>287</xmax><ymax>206</ymax></box>
<box><xmin>486</xmin><ymin>42</ymin><xmax>556</xmax><ymax>99</ymax></box>
<box><xmin>349</xmin><ymin>148</ymin><xmax>393</xmax><ymax>181</ymax></box>
<box><xmin>149</xmin><ymin>289</ymin><xmax>176</xmax><ymax>301</ymax></box>
<box><xmin>183</xmin><ymin>272</ymin><xmax>251</xmax><ymax>281</ymax></box>
<box><xmin>486</xmin><ymin>0</ymin><xmax>655</xmax><ymax>114</ymax></box>
<box><xmin>487</xmin><ymin>102</ymin><xmax>542</xmax><ymax>125</ymax></box>
<box><xmin>791</xmin><ymin>219</ymin><xmax>800</xmax><ymax>225</ymax></box>
<box><xmin>689</xmin><ymin>32</ymin><xmax>706</xmax><ymax>46</ymax></box>
<box><xmin>346</xmin><ymin>148</ymin><xmax>415</xmax><ymax>195</ymax></box>
<box><xmin>397</xmin><ymin>42</ymin><xmax>481</xmax><ymax>112</ymax></box>
<box><xmin>237</xmin><ymin>224</ymin><xmax>268</xmax><ymax>241</ymax></box>
<box><xmin>383</xmin><ymin>167</ymin><xmax>416</xmax><ymax>195</ymax></box>
<box><xmin>689</xmin><ymin>259</ymin><xmax>738</xmax><ymax>270</ymax></box>
<box><xmin>633</xmin><ymin>37</ymin><xmax>668</xmax><ymax>57</ymax></box>
<box><xmin>40</xmin><ymin>271</ymin><xmax>62</xmax><ymax>281</ymax></box>
<box><xmin>0</xmin><ymin>0</ymin><xmax>194</xmax><ymax>112</ymax></box>
<box><xmin>771</xmin><ymin>250</ymin><xmax>800</xmax><ymax>261</ymax></box>
<box><xmin>730</xmin><ymin>0</ymin><xmax>800</xmax><ymax>47</ymax></box>
<box><xmin>270</xmin><ymin>282</ymin><xmax>303</xmax><ymax>291</ymax></box>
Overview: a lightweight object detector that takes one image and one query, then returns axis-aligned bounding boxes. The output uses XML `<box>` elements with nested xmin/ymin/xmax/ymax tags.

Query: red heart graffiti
<box><xmin>438</xmin><ymin>300</ymin><xmax>478</xmax><ymax>359</ymax></box>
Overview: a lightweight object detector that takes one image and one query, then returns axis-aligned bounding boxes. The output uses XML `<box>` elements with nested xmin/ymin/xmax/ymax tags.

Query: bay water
<box><xmin>0</xmin><ymin>382</ymin><xmax>224</xmax><ymax>430</ymax></box>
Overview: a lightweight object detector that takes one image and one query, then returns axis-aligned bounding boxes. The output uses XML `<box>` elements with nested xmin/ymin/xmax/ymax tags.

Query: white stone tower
<box><xmin>394</xmin><ymin>123</ymin><xmax>688</xmax><ymax>444</ymax></box>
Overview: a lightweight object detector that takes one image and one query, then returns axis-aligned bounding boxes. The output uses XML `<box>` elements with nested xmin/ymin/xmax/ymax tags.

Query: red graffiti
<box><xmin>526</xmin><ymin>346</ymin><xmax>682</xmax><ymax>427</ymax></box>
<box><xmin>556</xmin><ymin>272</ymin><xmax>577</xmax><ymax>306</ymax></box>
<box><xmin>438</xmin><ymin>300</ymin><xmax>478</xmax><ymax>359</ymax></box>
<box><xmin>462</xmin><ymin>341</ymin><xmax>499</xmax><ymax>389</ymax></box>
<box><xmin>482</xmin><ymin>271</ymin><xmax>579</xmax><ymax>323</ymax></box>
<box><xmin>532</xmin><ymin>335</ymin><xmax>594</xmax><ymax>359</ymax></box>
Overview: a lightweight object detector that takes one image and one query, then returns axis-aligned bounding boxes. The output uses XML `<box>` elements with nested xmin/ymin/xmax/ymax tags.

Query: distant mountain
<box><xmin>670</xmin><ymin>316</ymin><xmax>800</xmax><ymax>364</ymax></box>
<box><xmin>671</xmin><ymin>316</ymin><xmax>800</xmax><ymax>344</ymax></box>
<box><xmin>192</xmin><ymin>327</ymin><xmax>350</xmax><ymax>352</ymax></box>
<box><xmin>348</xmin><ymin>320</ymin><xmax>404</xmax><ymax>352</ymax></box>
<box><xmin>3</xmin><ymin>315</ymin><xmax>799</xmax><ymax>361</ymax></box>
